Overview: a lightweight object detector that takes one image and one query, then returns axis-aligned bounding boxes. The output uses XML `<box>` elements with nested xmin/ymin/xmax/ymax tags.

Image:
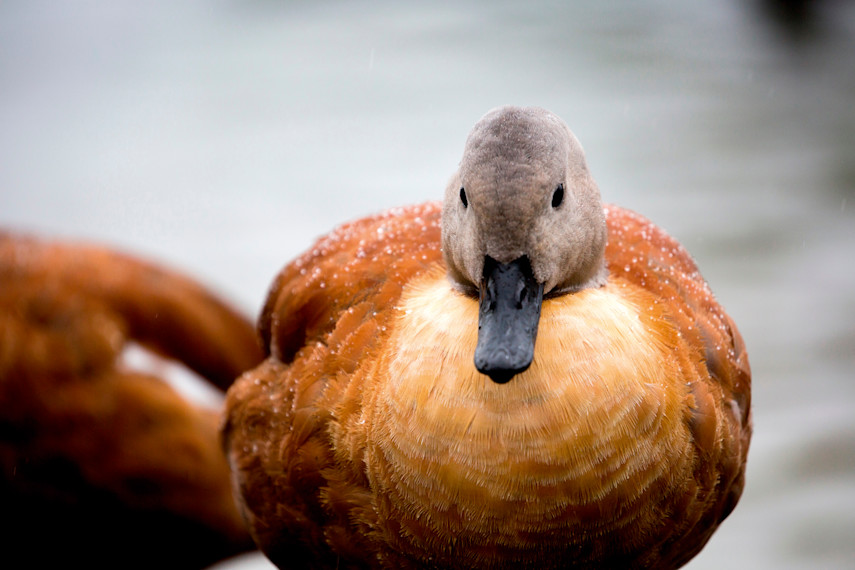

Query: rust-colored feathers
<box><xmin>224</xmin><ymin>202</ymin><xmax>751</xmax><ymax>569</ymax></box>
<box><xmin>0</xmin><ymin>232</ymin><xmax>263</xmax><ymax>568</ymax></box>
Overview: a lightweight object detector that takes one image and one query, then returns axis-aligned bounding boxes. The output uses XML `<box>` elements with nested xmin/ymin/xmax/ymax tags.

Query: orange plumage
<box><xmin>223</xmin><ymin>200</ymin><xmax>751</xmax><ymax>568</ymax></box>
<box><xmin>0</xmin><ymin>232</ymin><xmax>263</xmax><ymax>569</ymax></box>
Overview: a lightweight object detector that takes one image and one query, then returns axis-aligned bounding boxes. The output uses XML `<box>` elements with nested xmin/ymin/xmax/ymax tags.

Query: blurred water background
<box><xmin>2</xmin><ymin>1</ymin><xmax>854</xmax><ymax>568</ymax></box>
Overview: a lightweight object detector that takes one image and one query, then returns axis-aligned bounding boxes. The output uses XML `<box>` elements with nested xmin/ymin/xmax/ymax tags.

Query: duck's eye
<box><xmin>552</xmin><ymin>184</ymin><xmax>564</xmax><ymax>208</ymax></box>
<box><xmin>460</xmin><ymin>187</ymin><xmax>468</xmax><ymax>208</ymax></box>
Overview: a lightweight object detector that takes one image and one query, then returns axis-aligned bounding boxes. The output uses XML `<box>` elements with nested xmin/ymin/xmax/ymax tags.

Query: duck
<box><xmin>0</xmin><ymin>232</ymin><xmax>263</xmax><ymax>569</ymax></box>
<box><xmin>223</xmin><ymin>106</ymin><xmax>752</xmax><ymax>569</ymax></box>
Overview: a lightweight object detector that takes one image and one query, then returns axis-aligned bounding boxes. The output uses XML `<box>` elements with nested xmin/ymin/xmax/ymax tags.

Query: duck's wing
<box><xmin>603</xmin><ymin>205</ymin><xmax>752</xmax><ymax>566</ymax></box>
<box><xmin>224</xmin><ymin>202</ymin><xmax>444</xmax><ymax>567</ymax></box>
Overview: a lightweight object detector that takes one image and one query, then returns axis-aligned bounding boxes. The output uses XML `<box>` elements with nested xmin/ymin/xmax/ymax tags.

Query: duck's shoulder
<box><xmin>259</xmin><ymin>201</ymin><xmax>443</xmax><ymax>364</ymax></box>
<box><xmin>605</xmin><ymin>205</ymin><xmax>750</xmax><ymax>368</ymax></box>
<box><xmin>603</xmin><ymin>204</ymin><xmax>750</xmax><ymax>407</ymax></box>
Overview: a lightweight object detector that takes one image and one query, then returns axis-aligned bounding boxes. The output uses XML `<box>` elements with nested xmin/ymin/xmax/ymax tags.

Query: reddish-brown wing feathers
<box><xmin>603</xmin><ymin>206</ymin><xmax>751</xmax><ymax>567</ymax></box>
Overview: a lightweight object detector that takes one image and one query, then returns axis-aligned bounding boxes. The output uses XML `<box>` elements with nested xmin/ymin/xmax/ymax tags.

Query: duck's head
<box><xmin>442</xmin><ymin>106</ymin><xmax>608</xmax><ymax>384</ymax></box>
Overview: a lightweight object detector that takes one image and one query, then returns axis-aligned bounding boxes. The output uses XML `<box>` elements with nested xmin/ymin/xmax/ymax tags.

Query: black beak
<box><xmin>474</xmin><ymin>256</ymin><xmax>545</xmax><ymax>384</ymax></box>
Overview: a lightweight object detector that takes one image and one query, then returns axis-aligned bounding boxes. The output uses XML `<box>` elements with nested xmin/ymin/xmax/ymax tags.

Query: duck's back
<box><xmin>223</xmin><ymin>201</ymin><xmax>751</xmax><ymax>569</ymax></box>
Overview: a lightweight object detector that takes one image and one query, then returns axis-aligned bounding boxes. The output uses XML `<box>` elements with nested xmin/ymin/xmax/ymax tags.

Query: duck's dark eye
<box><xmin>552</xmin><ymin>184</ymin><xmax>564</xmax><ymax>208</ymax></box>
<box><xmin>460</xmin><ymin>187</ymin><xmax>468</xmax><ymax>208</ymax></box>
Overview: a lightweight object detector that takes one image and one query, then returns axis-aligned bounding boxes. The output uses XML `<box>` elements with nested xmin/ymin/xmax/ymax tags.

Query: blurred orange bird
<box><xmin>0</xmin><ymin>232</ymin><xmax>262</xmax><ymax>569</ymax></box>
<box><xmin>224</xmin><ymin>106</ymin><xmax>752</xmax><ymax>569</ymax></box>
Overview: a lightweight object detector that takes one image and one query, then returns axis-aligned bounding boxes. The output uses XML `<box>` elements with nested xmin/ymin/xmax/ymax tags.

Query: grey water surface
<box><xmin>2</xmin><ymin>1</ymin><xmax>854</xmax><ymax>568</ymax></box>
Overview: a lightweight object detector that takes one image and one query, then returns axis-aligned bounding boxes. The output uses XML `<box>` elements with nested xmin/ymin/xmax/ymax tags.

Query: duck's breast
<box><xmin>350</xmin><ymin>260</ymin><xmax>727</xmax><ymax>568</ymax></box>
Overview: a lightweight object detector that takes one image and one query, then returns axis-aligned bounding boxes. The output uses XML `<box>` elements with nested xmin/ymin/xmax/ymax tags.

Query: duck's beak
<box><xmin>474</xmin><ymin>256</ymin><xmax>545</xmax><ymax>384</ymax></box>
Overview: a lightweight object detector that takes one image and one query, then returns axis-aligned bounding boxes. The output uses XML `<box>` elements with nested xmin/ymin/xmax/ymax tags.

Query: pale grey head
<box><xmin>441</xmin><ymin>106</ymin><xmax>608</xmax><ymax>383</ymax></box>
